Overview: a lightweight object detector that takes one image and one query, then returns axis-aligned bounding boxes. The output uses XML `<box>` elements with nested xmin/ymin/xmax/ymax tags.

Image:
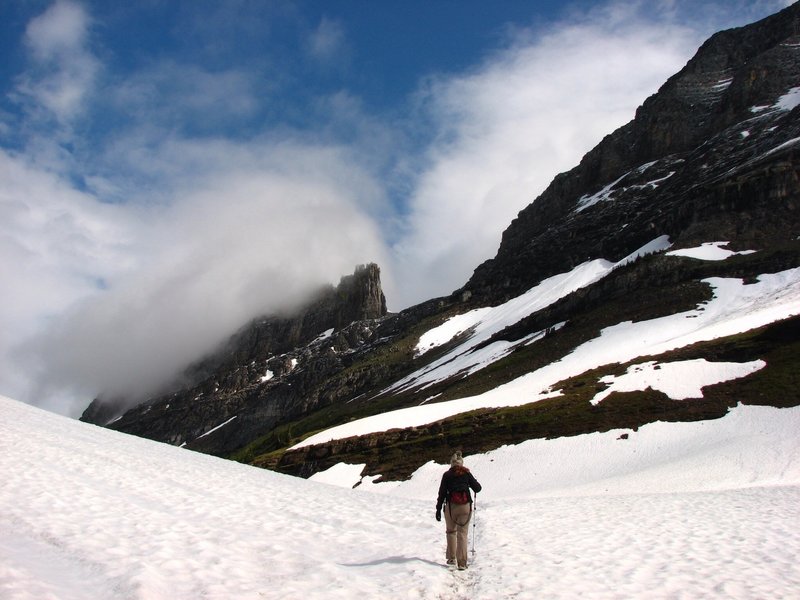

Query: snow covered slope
<box><xmin>2</xmin><ymin>394</ymin><xmax>799</xmax><ymax>599</ymax></box>
<box><xmin>295</xmin><ymin>254</ymin><xmax>800</xmax><ymax>449</ymax></box>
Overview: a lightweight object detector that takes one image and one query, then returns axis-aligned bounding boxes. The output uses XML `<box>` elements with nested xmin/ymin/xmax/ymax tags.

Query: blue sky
<box><xmin>0</xmin><ymin>0</ymin><xmax>791</xmax><ymax>415</ymax></box>
<box><xmin>0</xmin><ymin>2</ymin><xmax>590</xmax><ymax>137</ymax></box>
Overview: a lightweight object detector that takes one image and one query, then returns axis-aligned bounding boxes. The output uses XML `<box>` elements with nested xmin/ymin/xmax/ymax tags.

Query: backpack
<box><xmin>449</xmin><ymin>490</ymin><xmax>470</xmax><ymax>505</ymax></box>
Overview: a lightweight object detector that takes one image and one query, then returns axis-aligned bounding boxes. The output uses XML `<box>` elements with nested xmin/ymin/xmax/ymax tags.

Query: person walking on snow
<box><xmin>435</xmin><ymin>450</ymin><xmax>482</xmax><ymax>570</ymax></box>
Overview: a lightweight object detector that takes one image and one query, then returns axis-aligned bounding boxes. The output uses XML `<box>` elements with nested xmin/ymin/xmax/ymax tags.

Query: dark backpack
<box><xmin>449</xmin><ymin>490</ymin><xmax>469</xmax><ymax>505</ymax></box>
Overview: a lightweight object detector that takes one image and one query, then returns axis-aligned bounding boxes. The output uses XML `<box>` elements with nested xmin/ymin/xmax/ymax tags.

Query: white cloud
<box><xmin>24</xmin><ymin>0</ymin><xmax>88</xmax><ymax>60</ymax></box>
<box><xmin>109</xmin><ymin>62</ymin><xmax>261</xmax><ymax>132</ymax></box>
<box><xmin>0</xmin><ymin>149</ymin><xmax>135</xmax><ymax>412</ymax></box>
<box><xmin>306</xmin><ymin>18</ymin><xmax>349</xmax><ymax>65</ymax></box>
<box><xmin>11</xmin><ymin>139</ymin><xmax>388</xmax><ymax>416</ymax></box>
<box><xmin>15</xmin><ymin>0</ymin><xmax>99</xmax><ymax>125</ymax></box>
<box><xmin>389</xmin><ymin>4</ymin><xmax>703</xmax><ymax>308</ymax></box>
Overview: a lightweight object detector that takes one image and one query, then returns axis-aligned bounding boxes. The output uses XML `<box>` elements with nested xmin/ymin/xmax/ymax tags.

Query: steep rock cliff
<box><xmin>82</xmin><ymin>264</ymin><xmax>388</xmax><ymax>451</ymax></box>
<box><xmin>464</xmin><ymin>2</ymin><xmax>800</xmax><ymax>304</ymax></box>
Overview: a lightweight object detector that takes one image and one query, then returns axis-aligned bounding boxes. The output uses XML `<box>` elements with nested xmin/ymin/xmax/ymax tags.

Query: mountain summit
<box><xmin>85</xmin><ymin>4</ymin><xmax>800</xmax><ymax>482</ymax></box>
<box><xmin>82</xmin><ymin>263</ymin><xmax>387</xmax><ymax>447</ymax></box>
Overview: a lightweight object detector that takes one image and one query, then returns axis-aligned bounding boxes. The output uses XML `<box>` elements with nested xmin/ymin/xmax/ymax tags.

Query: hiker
<box><xmin>435</xmin><ymin>450</ymin><xmax>482</xmax><ymax>570</ymax></box>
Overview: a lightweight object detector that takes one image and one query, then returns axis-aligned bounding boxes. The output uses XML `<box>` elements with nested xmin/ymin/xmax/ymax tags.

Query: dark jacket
<box><xmin>436</xmin><ymin>465</ymin><xmax>482</xmax><ymax>511</ymax></box>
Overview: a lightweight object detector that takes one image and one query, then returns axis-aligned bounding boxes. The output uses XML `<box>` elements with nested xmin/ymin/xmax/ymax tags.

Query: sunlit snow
<box><xmin>776</xmin><ymin>85</ymin><xmax>800</xmax><ymax>111</ymax></box>
<box><xmin>415</xmin><ymin>309</ymin><xmax>492</xmax><ymax>357</ymax></box>
<box><xmin>3</xmin><ymin>243</ymin><xmax>798</xmax><ymax>599</ymax></box>
<box><xmin>575</xmin><ymin>161</ymin><xmax>676</xmax><ymax>213</ymax></box>
<box><xmin>590</xmin><ymin>358</ymin><xmax>766</xmax><ymax>405</ymax></box>
<box><xmin>749</xmin><ymin>86</ymin><xmax>800</xmax><ymax>114</ymax></box>
<box><xmin>196</xmin><ymin>415</ymin><xmax>238</xmax><ymax>439</ymax></box>
<box><xmin>395</xmin><ymin>237</ymin><xmax>671</xmax><ymax>396</ymax></box>
<box><xmin>666</xmin><ymin>241</ymin><xmax>756</xmax><ymax>261</ymax></box>
<box><xmin>2</xmin><ymin>395</ymin><xmax>799</xmax><ymax>599</ymax></box>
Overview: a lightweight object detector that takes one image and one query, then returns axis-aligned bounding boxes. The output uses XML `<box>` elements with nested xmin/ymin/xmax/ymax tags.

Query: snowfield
<box><xmin>590</xmin><ymin>358</ymin><xmax>766</xmax><ymax>405</ymax></box>
<box><xmin>2</xmin><ymin>395</ymin><xmax>800</xmax><ymax>599</ymax></box>
<box><xmin>665</xmin><ymin>241</ymin><xmax>756</xmax><ymax>261</ymax></box>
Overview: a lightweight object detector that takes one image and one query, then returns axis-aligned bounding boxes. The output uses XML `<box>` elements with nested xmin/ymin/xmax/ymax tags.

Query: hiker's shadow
<box><xmin>340</xmin><ymin>555</ymin><xmax>443</xmax><ymax>568</ymax></box>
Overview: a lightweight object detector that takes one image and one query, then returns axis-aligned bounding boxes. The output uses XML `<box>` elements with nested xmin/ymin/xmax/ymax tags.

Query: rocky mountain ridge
<box><xmin>84</xmin><ymin>4</ymin><xmax>800</xmax><ymax>482</ymax></box>
<box><xmin>465</xmin><ymin>3</ymin><xmax>800</xmax><ymax>304</ymax></box>
<box><xmin>83</xmin><ymin>264</ymin><xmax>389</xmax><ymax>450</ymax></box>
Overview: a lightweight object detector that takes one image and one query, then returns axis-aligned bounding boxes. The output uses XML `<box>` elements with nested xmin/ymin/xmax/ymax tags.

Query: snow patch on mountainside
<box><xmin>415</xmin><ymin>309</ymin><xmax>491</xmax><ymax>357</ymax></box>
<box><xmin>392</xmin><ymin>237</ymin><xmax>671</xmax><ymax>396</ymax></box>
<box><xmin>378</xmin><ymin>402</ymin><xmax>800</xmax><ymax>500</ymax></box>
<box><xmin>393</xmin><ymin>258</ymin><xmax>614</xmax><ymax>392</ymax></box>
<box><xmin>776</xmin><ymin>86</ymin><xmax>800</xmax><ymax>111</ymax></box>
<box><xmin>590</xmin><ymin>358</ymin><xmax>766</xmax><ymax>404</ymax></box>
<box><xmin>666</xmin><ymin>241</ymin><xmax>756</xmax><ymax>261</ymax></box>
<box><xmin>294</xmin><ymin>265</ymin><xmax>800</xmax><ymax>449</ymax></box>
<box><xmin>575</xmin><ymin>160</ymin><xmax>677</xmax><ymax>213</ymax></box>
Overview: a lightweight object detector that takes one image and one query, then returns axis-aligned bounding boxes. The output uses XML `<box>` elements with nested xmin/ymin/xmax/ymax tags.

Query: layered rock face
<box><xmin>464</xmin><ymin>2</ymin><xmax>800</xmax><ymax>305</ymax></box>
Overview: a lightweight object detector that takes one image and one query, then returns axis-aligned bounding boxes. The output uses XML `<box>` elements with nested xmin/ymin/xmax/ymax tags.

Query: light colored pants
<box><xmin>444</xmin><ymin>501</ymin><xmax>472</xmax><ymax>567</ymax></box>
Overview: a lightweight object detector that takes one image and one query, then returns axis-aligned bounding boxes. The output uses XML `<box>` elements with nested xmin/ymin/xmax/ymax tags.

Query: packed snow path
<box><xmin>2</xmin><ymin>396</ymin><xmax>800</xmax><ymax>599</ymax></box>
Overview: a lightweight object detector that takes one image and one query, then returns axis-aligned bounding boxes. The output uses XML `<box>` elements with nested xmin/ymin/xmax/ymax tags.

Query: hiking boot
<box><xmin>446</xmin><ymin>558</ymin><xmax>455</xmax><ymax>565</ymax></box>
<box><xmin>457</xmin><ymin>564</ymin><xmax>467</xmax><ymax>570</ymax></box>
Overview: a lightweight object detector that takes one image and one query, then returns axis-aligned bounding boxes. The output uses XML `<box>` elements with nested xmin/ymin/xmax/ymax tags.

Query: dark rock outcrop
<box><xmin>463</xmin><ymin>2</ymin><xmax>800</xmax><ymax>305</ymax></box>
<box><xmin>81</xmin><ymin>264</ymin><xmax>389</xmax><ymax>450</ymax></box>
